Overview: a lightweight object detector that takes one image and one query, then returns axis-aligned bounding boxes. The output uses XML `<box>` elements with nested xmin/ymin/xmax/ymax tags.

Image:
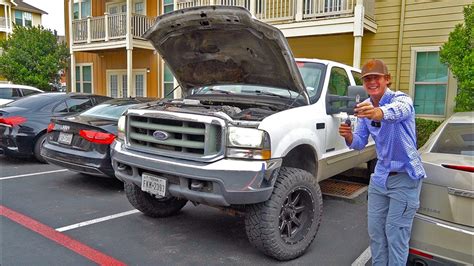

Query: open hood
<box><xmin>143</xmin><ymin>6</ymin><xmax>309</xmax><ymax>103</ymax></box>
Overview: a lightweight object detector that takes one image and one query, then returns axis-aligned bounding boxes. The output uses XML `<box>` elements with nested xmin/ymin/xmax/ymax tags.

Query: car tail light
<box><xmin>47</xmin><ymin>122</ymin><xmax>55</xmax><ymax>133</ymax></box>
<box><xmin>79</xmin><ymin>130</ymin><xmax>116</xmax><ymax>145</ymax></box>
<box><xmin>409</xmin><ymin>248</ymin><xmax>433</xmax><ymax>260</ymax></box>
<box><xmin>0</xmin><ymin>116</ymin><xmax>27</xmax><ymax>126</ymax></box>
<box><xmin>442</xmin><ymin>164</ymin><xmax>474</xmax><ymax>173</ymax></box>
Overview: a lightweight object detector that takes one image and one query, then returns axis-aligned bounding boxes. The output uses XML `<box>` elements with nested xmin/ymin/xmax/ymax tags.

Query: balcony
<box><xmin>71</xmin><ymin>13</ymin><xmax>157</xmax><ymax>46</ymax></box>
<box><xmin>176</xmin><ymin>0</ymin><xmax>375</xmax><ymax>24</ymax></box>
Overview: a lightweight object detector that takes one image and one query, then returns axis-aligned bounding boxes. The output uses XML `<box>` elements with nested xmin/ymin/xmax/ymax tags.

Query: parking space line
<box><xmin>56</xmin><ymin>209</ymin><xmax>140</xmax><ymax>232</ymax></box>
<box><xmin>351</xmin><ymin>246</ymin><xmax>371</xmax><ymax>266</ymax></box>
<box><xmin>0</xmin><ymin>205</ymin><xmax>126</xmax><ymax>266</ymax></box>
<box><xmin>0</xmin><ymin>169</ymin><xmax>69</xmax><ymax>180</ymax></box>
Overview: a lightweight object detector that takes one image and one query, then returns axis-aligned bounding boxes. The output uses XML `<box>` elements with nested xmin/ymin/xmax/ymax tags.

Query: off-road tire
<box><xmin>245</xmin><ymin>167</ymin><xmax>323</xmax><ymax>261</ymax></box>
<box><xmin>34</xmin><ymin>134</ymin><xmax>48</xmax><ymax>164</ymax></box>
<box><xmin>125</xmin><ymin>182</ymin><xmax>187</xmax><ymax>218</ymax></box>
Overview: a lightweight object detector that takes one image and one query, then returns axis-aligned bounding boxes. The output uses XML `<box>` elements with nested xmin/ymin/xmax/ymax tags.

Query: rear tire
<box><xmin>34</xmin><ymin>134</ymin><xmax>48</xmax><ymax>164</ymax></box>
<box><xmin>245</xmin><ymin>167</ymin><xmax>323</xmax><ymax>261</ymax></box>
<box><xmin>124</xmin><ymin>182</ymin><xmax>187</xmax><ymax>218</ymax></box>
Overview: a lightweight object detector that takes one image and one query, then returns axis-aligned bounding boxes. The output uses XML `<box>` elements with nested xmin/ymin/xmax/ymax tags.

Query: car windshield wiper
<box><xmin>197</xmin><ymin>88</ymin><xmax>233</xmax><ymax>95</ymax></box>
<box><xmin>254</xmin><ymin>90</ymin><xmax>291</xmax><ymax>99</ymax></box>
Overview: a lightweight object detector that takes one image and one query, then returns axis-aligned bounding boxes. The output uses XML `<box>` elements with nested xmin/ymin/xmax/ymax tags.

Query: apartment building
<box><xmin>0</xmin><ymin>0</ymin><xmax>46</xmax><ymax>39</ymax></box>
<box><xmin>65</xmin><ymin>0</ymin><xmax>471</xmax><ymax>119</ymax></box>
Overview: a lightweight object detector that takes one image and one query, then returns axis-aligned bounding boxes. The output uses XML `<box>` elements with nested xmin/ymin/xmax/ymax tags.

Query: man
<box><xmin>339</xmin><ymin>59</ymin><xmax>426</xmax><ymax>265</ymax></box>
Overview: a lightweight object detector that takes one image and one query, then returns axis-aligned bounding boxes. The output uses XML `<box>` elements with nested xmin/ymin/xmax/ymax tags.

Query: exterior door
<box><xmin>109</xmin><ymin>73</ymin><xmax>127</xmax><ymax>98</ymax></box>
<box><xmin>108</xmin><ymin>71</ymin><xmax>146</xmax><ymax>98</ymax></box>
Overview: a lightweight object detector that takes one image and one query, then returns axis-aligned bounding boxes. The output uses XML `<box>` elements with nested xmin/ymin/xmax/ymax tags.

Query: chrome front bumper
<box><xmin>111</xmin><ymin>141</ymin><xmax>282</xmax><ymax>206</ymax></box>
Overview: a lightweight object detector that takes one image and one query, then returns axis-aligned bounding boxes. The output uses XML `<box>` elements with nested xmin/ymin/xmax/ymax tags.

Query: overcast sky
<box><xmin>25</xmin><ymin>0</ymin><xmax>65</xmax><ymax>36</ymax></box>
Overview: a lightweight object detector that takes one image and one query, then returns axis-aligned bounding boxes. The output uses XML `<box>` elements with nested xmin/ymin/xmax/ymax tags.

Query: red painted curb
<box><xmin>1</xmin><ymin>205</ymin><xmax>126</xmax><ymax>266</ymax></box>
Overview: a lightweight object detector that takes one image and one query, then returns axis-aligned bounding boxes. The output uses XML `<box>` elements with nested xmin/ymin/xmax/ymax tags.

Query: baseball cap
<box><xmin>361</xmin><ymin>59</ymin><xmax>389</xmax><ymax>78</ymax></box>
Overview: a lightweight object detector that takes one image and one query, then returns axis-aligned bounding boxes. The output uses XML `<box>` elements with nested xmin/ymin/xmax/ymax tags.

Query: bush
<box><xmin>415</xmin><ymin>118</ymin><xmax>443</xmax><ymax>148</ymax></box>
<box><xmin>440</xmin><ymin>4</ymin><xmax>474</xmax><ymax>112</ymax></box>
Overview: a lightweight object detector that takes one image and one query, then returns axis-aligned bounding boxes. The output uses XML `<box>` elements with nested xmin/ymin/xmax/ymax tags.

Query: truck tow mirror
<box><xmin>326</xmin><ymin>86</ymin><xmax>368</xmax><ymax>115</ymax></box>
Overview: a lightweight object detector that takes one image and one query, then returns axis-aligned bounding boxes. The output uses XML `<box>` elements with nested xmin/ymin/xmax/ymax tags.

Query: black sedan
<box><xmin>0</xmin><ymin>93</ymin><xmax>111</xmax><ymax>162</ymax></box>
<box><xmin>41</xmin><ymin>98</ymin><xmax>156</xmax><ymax>178</ymax></box>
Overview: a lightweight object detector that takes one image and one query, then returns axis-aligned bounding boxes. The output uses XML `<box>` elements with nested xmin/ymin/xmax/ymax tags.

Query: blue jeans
<box><xmin>368</xmin><ymin>173</ymin><xmax>422</xmax><ymax>266</ymax></box>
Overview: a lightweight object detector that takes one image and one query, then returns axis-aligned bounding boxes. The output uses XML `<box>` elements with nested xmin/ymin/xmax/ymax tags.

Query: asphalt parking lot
<box><xmin>1</xmin><ymin>155</ymin><xmax>371</xmax><ymax>265</ymax></box>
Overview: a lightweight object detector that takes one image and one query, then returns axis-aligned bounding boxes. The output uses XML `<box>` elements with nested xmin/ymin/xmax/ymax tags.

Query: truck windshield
<box><xmin>296</xmin><ymin>61</ymin><xmax>326</xmax><ymax>100</ymax></box>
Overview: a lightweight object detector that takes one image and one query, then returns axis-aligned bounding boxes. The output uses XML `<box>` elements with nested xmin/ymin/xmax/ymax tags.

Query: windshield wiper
<box><xmin>196</xmin><ymin>88</ymin><xmax>233</xmax><ymax>95</ymax></box>
<box><xmin>254</xmin><ymin>90</ymin><xmax>291</xmax><ymax>99</ymax></box>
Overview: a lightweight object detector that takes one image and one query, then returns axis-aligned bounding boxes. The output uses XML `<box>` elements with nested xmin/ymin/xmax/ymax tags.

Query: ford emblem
<box><xmin>153</xmin><ymin>130</ymin><xmax>169</xmax><ymax>141</ymax></box>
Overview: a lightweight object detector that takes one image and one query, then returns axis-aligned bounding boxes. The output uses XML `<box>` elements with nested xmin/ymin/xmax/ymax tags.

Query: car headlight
<box><xmin>226</xmin><ymin>127</ymin><xmax>271</xmax><ymax>160</ymax></box>
<box><xmin>117</xmin><ymin>115</ymin><xmax>126</xmax><ymax>141</ymax></box>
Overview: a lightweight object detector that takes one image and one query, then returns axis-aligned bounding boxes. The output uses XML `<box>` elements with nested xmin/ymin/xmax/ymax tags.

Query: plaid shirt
<box><xmin>349</xmin><ymin>88</ymin><xmax>426</xmax><ymax>188</ymax></box>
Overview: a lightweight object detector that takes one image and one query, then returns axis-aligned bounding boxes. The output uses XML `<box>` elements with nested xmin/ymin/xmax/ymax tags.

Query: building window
<box><xmin>135</xmin><ymin>2</ymin><xmax>144</xmax><ymax>15</ymax></box>
<box><xmin>73</xmin><ymin>0</ymin><xmax>91</xmax><ymax>19</ymax></box>
<box><xmin>164</xmin><ymin>64</ymin><xmax>175</xmax><ymax>99</ymax></box>
<box><xmin>135</xmin><ymin>74</ymin><xmax>144</xmax><ymax>97</ymax></box>
<box><xmin>164</xmin><ymin>0</ymin><xmax>174</xmax><ymax>13</ymax></box>
<box><xmin>14</xmin><ymin>11</ymin><xmax>32</xmax><ymax>27</ymax></box>
<box><xmin>413</xmin><ymin>51</ymin><xmax>448</xmax><ymax>116</ymax></box>
<box><xmin>75</xmin><ymin>65</ymin><xmax>92</xmax><ymax>93</ymax></box>
<box><xmin>122</xmin><ymin>75</ymin><xmax>128</xmax><ymax>98</ymax></box>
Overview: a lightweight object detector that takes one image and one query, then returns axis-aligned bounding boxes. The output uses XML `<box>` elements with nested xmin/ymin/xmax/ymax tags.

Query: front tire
<box><xmin>245</xmin><ymin>167</ymin><xmax>323</xmax><ymax>261</ymax></box>
<box><xmin>124</xmin><ymin>182</ymin><xmax>187</xmax><ymax>218</ymax></box>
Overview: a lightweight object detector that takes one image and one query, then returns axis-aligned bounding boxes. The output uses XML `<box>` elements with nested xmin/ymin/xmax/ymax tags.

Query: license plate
<box><xmin>141</xmin><ymin>173</ymin><xmax>167</xmax><ymax>197</ymax></box>
<box><xmin>58</xmin><ymin>132</ymin><xmax>73</xmax><ymax>145</ymax></box>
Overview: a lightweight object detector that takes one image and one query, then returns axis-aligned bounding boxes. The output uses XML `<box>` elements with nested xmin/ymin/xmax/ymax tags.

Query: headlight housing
<box><xmin>117</xmin><ymin>115</ymin><xmax>126</xmax><ymax>141</ymax></box>
<box><xmin>226</xmin><ymin>127</ymin><xmax>271</xmax><ymax>160</ymax></box>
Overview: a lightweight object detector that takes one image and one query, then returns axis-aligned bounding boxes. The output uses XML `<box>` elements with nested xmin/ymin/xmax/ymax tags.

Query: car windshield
<box><xmin>192</xmin><ymin>85</ymin><xmax>300</xmax><ymax>98</ymax></box>
<box><xmin>431</xmin><ymin>123</ymin><xmax>474</xmax><ymax>156</ymax></box>
<box><xmin>296</xmin><ymin>62</ymin><xmax>326</xmax><ymax>99</ymax></box>
<box><xmin>80</xmin><ymin>100</ymin><xmax>137</xmax><ymax>120</ymax></box>
<box><xmin>191</xmin><ymin>62</ymin><xmax>325</xmax><ymax>101</ymax></box>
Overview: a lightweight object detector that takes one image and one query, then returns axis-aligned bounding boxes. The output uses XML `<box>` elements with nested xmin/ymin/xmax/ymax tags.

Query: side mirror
<box><xmin>326</xmin><ymin>85</ymin><xmax>368</xmax><ymax>115</ymax></box>
<box><xmin>346</xmin><ymin>86</ymin><xmax>368</xmax><ymax>115</ymax></box>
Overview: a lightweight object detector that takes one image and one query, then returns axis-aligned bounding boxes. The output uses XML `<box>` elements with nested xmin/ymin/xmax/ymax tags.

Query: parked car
<box><xmin>0</xmin><ymin>84</ymin><xmax>44</xmax><ymax>105</ymax></box>
<box><xmin>408</xmin><ymin>112</ymin><xmax>473</xmax><ymax>266</ymax></box>
<box><xmin>41</xmin><ymin>98</ymin><xmax>157</xmax><ymax>177</ymax></box>
<box><xmin>0</xmin><ymin>93</ymin><xmax>111</xmax><ymax>162</ymax></box>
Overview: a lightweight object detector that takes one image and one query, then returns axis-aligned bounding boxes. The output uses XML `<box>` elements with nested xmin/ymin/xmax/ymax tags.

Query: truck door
<box><xmin>325</xmin><ymin>66</ymin><xmax>357</xmax><ymax>153</ymax></box>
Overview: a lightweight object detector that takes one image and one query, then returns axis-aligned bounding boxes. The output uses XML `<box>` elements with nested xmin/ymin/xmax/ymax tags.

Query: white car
<box><xmin>0</xmin><ymin>84</ymin><xmax>44</xmax><ymax>105</ymax></box>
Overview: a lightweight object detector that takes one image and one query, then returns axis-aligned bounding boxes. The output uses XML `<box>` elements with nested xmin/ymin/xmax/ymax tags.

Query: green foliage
<box><xmin>0</xmin><ymin>25</ymin><xmax>69</xmax><ymax>91</ymax></box>
<box><xmin>415</xmin><ymin>118</ymin><xmax>443</xmax><ymax>149</ymax></box>
<box><xmin>440</xmin><ymin>4</ymin><xmax>474</xmax><ymax>112</ymax></box>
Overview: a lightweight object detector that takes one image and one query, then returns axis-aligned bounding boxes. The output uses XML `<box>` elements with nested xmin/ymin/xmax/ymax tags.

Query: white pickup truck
<box><xmin>111</xmin><ymin>6</ymin><xmax>376</xmax><ymax>261</ymax></box>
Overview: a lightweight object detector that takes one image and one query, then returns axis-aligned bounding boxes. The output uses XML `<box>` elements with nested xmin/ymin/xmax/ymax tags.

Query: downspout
<box><xmin>68</xmin><ymin>0</ymin><xmax>75</xmax><ymax>93</ymax></box>
<box><xmin>395</xmin><ymin>0</ymin><xmax>406</xmax><ymax>90</ymax></box>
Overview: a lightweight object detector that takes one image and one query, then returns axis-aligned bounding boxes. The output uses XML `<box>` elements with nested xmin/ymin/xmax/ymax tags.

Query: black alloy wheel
<box><xmin>279</xmin><ymin>187</ymin><xmax>315</xmax><ymax>245</ymax></box>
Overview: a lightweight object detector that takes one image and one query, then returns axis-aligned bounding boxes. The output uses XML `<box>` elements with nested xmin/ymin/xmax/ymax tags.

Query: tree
<box><xmin>0</xmin><ymin>25</ymin><xmax>69</xmax><ymax>91</ymax></box>
<box><xmin>440</xmin><ymin>4</ymin><xmax>474</xmax><ymax>112</ymax></box>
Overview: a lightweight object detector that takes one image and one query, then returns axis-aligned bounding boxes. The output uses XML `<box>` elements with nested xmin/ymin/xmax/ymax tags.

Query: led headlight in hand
<box><xmin>227</xmin><ymin>127</ymin><xmax>271</xmax><ymax>160</ymax></box>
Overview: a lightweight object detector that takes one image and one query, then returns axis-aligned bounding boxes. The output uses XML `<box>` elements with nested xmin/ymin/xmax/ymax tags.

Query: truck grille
<box><xmin>127</xmin><ymin>114</ymin><xmax>224</xmax><ymax>161</ymax></box>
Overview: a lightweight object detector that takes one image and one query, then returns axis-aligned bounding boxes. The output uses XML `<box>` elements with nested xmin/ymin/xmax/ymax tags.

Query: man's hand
<box><xmin>339</xmin><ymin>123</ymin><xmax>353</xmax><ymax>145</ymax></box>
<box><xmin>355</xmin><ymin>102</ymin><xmax>384</xmax><ymax>121</ymax></box>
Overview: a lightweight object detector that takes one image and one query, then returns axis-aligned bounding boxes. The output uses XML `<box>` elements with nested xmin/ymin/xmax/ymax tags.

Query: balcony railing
<box><xmin>72</xmin><ymin>13</ymin><xmax>157</xmax><ymax>44</ymax></box>
<box><xmin>176</xmin><ymin>0</ymin><xmax>374</xmax><ymax>23</ymax></box>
